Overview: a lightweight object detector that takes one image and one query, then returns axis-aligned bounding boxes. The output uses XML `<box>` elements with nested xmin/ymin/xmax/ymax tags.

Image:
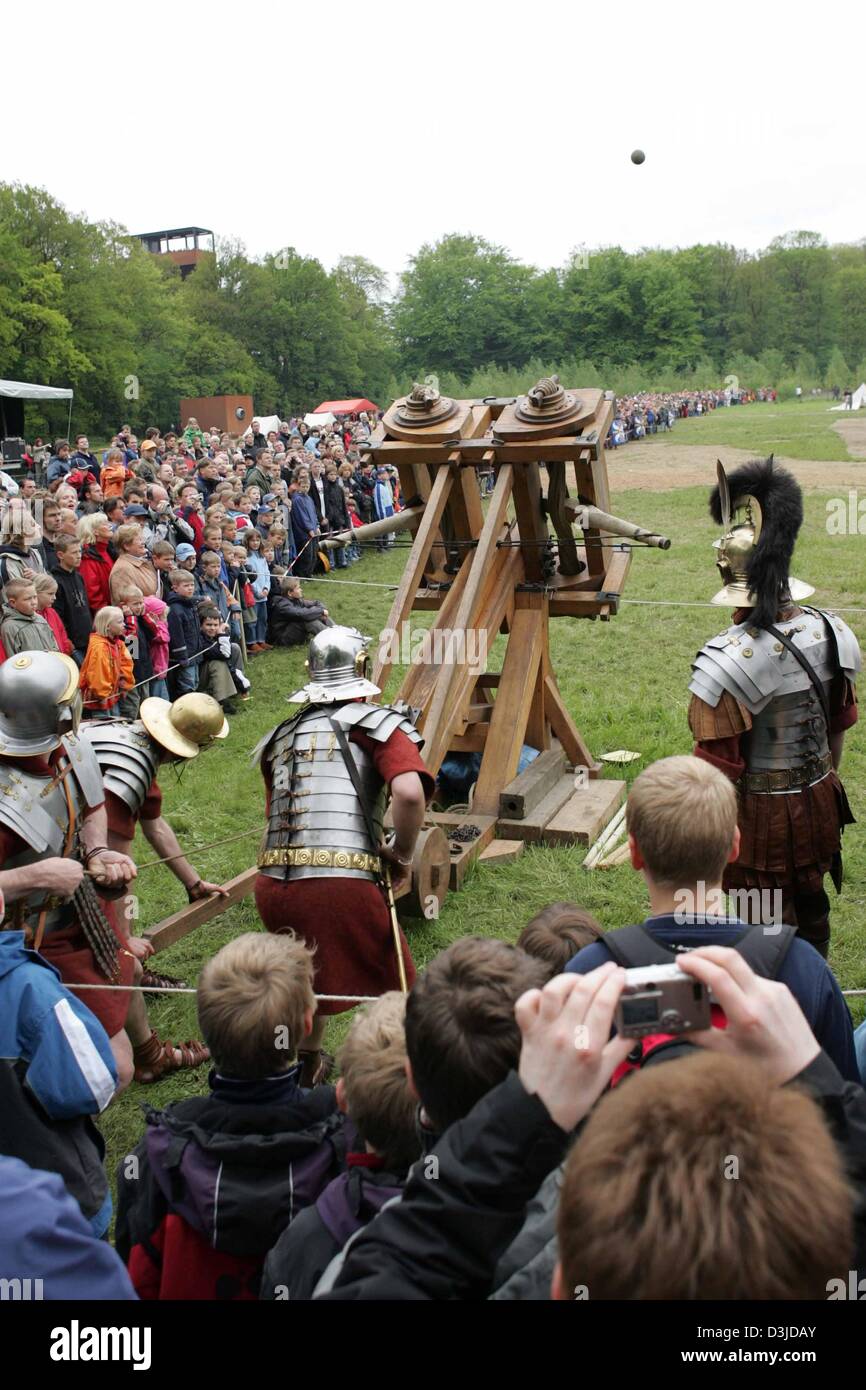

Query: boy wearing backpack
<box><xmin>566</xmin><ymin>755</ymin><xmax>859</xmax><ymax>1081</ymax></box>
<box><xmin>114</xmin><ymin>932</ymin><xmax>347</xmax><ymax>1300</ymax></box>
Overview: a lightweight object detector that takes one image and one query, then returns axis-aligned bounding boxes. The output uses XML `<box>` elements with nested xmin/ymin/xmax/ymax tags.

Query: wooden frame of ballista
<box><xmin>145</xmin><ymin>377</ymin><xmax>670</xmax><ymax>952</ymax></box>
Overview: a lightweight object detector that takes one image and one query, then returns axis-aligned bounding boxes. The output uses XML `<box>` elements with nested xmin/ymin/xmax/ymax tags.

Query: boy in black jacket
<box><xmin>269</xmin><ymin>575</ymin><xmax>331</xmax><ymax>647</ymax></box>
<box><xmin>165</xmin><ymin>568</ymin><xmax>202</xmax><ymax>697</ymax></box>
<box><xmin>261</xmin><ymin>991</ymin><xmax>420</xmax><ymax>1300</ymax></box>
<box><xmin>49</xmin><ymin>535</ymin><xmax>92</xmax><ymax>665</ymax></box>
<box><xmin>115</xmin><ymin>932</ymin><xmax>347</xmax><ymax>1300</ymax></box>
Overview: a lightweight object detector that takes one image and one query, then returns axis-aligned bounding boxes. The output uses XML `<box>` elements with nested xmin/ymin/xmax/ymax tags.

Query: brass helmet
<box><xmin>140</xmin><ymin>693</ymin><xmax>229</xmax><ymax>760</ymax></box>
<box><xmin>287</xmin><ymin>625</ymin><xmax>381</xmax><ymax>703</ymax></box>
<box><xmin>710</xmin><ymin>459</ymin><xmax>814</xmax><ymax>620</ymax></box>
<box><xmin>0</xmin><ymin>651</ymin><xmax>81</xmax><ymax>756</ymax></box>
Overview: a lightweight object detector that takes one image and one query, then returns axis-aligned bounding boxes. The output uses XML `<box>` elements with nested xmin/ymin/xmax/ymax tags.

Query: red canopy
<box><xmin>313</xmin><ymin>398</ymin><xmax>379</xmax><ymax>415</ymax></box>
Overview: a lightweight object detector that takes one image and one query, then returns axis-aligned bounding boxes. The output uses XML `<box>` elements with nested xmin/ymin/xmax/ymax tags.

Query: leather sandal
<box><xmin>133</xmin><ymin>1030</ymin><xmax>210</xmax><ymax>1084</ymax></box>
<box><xmin>297</xmin><ymin>1048</ymin><xmax>335</xmax><ymax>1088</ymax></box>
<box><xmin>140</xmin><ymin>968</ymin><xmax>188</xmax><ymax>991</ymax></box>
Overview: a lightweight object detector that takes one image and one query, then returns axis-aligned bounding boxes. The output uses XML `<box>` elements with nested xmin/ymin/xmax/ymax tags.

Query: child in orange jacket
<box><xmin>80</xmin><ymin>605</ymin><xmax>134</xmax><ymax>719</ymax></box>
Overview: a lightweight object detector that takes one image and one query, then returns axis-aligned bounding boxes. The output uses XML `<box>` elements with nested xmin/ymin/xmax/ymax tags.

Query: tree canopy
<box><xmin>3</xmin><ymin>182</ymin><xmax>866</xmax><ymax>436</ymax></box>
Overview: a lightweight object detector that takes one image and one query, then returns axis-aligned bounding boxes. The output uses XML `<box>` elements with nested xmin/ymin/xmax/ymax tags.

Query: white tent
<box><xmin>0</xmin><ymin>377</ymin><xmax>74</xmax><ymax>441</ymax></box>
<box><xmin>304</xmin><ymin>411</ymin><xmax>336</xmax><ymax>430</ymax></box>
<box><xmin>242</xmin><ymin>413</ymin><xmax>281</xmax><ymax>439</ymax></box>
<box><xmin>0</xmin><ymin>378</ymin><xmax>73</xmax><ymax>401</ymax></box>
<box><xmin>830</xmin><ymin>382</ymin><xmax>866</xmax><ymax>410</ymax></box>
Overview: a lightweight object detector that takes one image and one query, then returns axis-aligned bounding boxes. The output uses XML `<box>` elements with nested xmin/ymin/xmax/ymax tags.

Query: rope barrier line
<box><xmin>57</xmin><ymin>980</ymin><xmax>866</xmax><ymax>1000</ymax></box>
<box><xmin>300</xmin><ymin>574</ymin><xmax>866</xmax><ymax>613</ymax></box>
<box><xmin>64</xmin><ymin>982</ymin><xmax>378</xmax><ymax>1002</ymax></box>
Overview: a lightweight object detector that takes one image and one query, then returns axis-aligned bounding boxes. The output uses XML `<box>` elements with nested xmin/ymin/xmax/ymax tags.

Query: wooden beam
<box><xmin>471</xmin><ymin>600</ymin><xmax>545</xmax><ymax>815</ymax></box>
<box><xmin>371</xmin><ymin>461</ymin><xmax>455</xmax><ymax>690</ymax></box>
<box><xmin>543</xmin><ymin>672</ymin><xmax>599</xmax><ymax>772</ymax></box>
<box><xmin>144</xmin><ymin>866</ymin><xmax>259</xmax><ymax>953</ymax></box>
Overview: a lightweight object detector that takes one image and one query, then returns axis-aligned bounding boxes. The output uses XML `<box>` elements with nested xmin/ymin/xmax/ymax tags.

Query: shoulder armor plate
<box><xmin>688</xmin><ymin>613</ymin><xmax>844</xmax><ymax>715</ymax></box>
<box><xmin>333</xmin><ymin>701</ymin><xmax>425</xmax><ymax>748</ymax></box>
<box><xmin>61</xmin><ymin>732</ymin><xmax>106</xmax><ymax>808</ymax></box>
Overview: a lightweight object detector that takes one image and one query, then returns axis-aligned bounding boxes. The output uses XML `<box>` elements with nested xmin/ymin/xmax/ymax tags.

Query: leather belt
<box><xmin>739</xmin><ymin>752</ymin><xmax>832</xmax><ymax>794</ymax></box>
<box><xmin>258</xmin><ymin>847</ymin><xmax>381</xmax><ymax>872</ymax></box>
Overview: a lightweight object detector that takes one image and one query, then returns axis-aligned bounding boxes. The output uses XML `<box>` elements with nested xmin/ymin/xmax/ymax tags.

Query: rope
<box><xmin>64</xmin><ymin>982</ymin><xmax>378</xmax><ymax>1002</ymax></box>
<box><xmin>58</xmin><ymin>980</ymin><xmax>866</xmax><ymax>1000</ymax></box>
<box><xmin>132</xmin><ymin>825</ymin><xmax>262</xmax><ymax>871</ymax></box>
<box><xmin>300</xmin><ymin>574</ymin><xmax>866</xmax><ymax>614</ymax></box>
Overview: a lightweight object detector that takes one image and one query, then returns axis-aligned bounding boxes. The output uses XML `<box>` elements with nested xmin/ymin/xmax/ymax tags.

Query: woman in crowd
<box><xmin>77</xmin><ymin>512</ymin><xmax>115</xmax><ymax>615</ymax></box>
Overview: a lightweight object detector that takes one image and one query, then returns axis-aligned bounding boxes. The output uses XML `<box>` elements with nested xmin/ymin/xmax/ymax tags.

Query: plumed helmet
<box><xmin>709</xmin><ymin>457</ymin><xmax>814</xmax><ymax>625</ymax></box>
<box><xmin>287</xmin><ymin>624</ymin><xmax>381</xmax><ymax>703</ymax></box>
<box><xmin>139</xmin><ymin>693</ymin><xmax>229</xmax><ymax>760</ymax></box>
<box><xmin>0</xmin><ymin>651</ymin><xmax>81</xmax><ymax>756</ymax></box>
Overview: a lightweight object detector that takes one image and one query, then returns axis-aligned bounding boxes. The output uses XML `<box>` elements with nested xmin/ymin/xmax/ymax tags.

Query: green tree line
<box><xmin>3</xmin><ymin>183</ymin><xmax>866</xmax><ymax>436</ymax></box>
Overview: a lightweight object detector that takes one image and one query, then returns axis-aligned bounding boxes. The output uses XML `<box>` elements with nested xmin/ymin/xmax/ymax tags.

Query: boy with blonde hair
<box><xmin>0</xmin><ymin>576</ymin><xmax>59</xmax><ymax>654</ymax></box>
<box><xmin>565</xmin><ymin>754</ymin><xmax>858</xmax><ymax>1079</ymax></box>
<box><xmin>261</xmin><ymin>992</ymin><xmax>421</xmax><ymax>1300</ymax></box>
<box><xmin>116</xmin><ymin>932</ymin><xmax>346</xmax><ymax>1300</ymax></box>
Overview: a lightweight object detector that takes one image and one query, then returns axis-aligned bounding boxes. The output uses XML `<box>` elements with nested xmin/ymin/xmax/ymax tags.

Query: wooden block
<box><xmin>499</xmin><ymin>745</ymin><xmax>567</xmax><ymax>820</ymax></box>
<box><xmin>479</xmin><ymin>839</ymin><xmax>525</xmax><ymax>866</ymax></box>
<box><xmin>418</xmin><ymin>813</ymin><xmax>498</xmax><ymax>890</ymax></box>
<box><xmin>542</xmin><ymin>779</ymin><xmax>626</xmax><ymax>847</ymax></box>
<box><xmin>144</xmin><ymin>866</ymin><xmax>259</xmax><ymax>953</ymax></box>
<box><xmin>497</xmin><ymin>774</ymin><xmax>577</xmax><ymax>843</ymax></box>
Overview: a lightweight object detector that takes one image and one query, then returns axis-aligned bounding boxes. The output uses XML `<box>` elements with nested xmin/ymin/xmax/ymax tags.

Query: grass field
<box><xmin>97</xmin><ymin>474</ymin><xmax>866</xmax><ymax>1186</ymax></box>
<box><xmin>647</xmin><ymin>397</ymin><xmax>857</xmax><ymax>462</ymax></box>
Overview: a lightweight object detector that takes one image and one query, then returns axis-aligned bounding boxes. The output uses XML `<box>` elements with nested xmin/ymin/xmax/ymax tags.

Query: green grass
<box><xmin>647</xmin><ymin>398</ymin><xmax>857</xmax><ymax>462</ymax></box>
<box><xmin>98</xmin><ymin>484</ymin><xmax>866</xmax><ymax>1188</ymax></box>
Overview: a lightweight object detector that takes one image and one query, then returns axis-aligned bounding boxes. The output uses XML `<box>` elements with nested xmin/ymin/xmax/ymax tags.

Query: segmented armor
<box><xmin>255</xmin><ymin>702</ymin><xmax>423</xmax><ymax>882</ymax></box>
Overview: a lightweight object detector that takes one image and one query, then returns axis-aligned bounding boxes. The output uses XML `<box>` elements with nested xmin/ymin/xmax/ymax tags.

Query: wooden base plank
<box><xmin>542</xmin><ymin>779</ymin><xmax>626</xmax><ymax>847</ymax></box>
<box><xmin>144</xmin><ymin>866</ymin><xmax>259</xmax><ymax>953</ymax></box>
<box><xmin>499</xmin><ymin>745</ymin><xmax>566</xmax><ymax>820</ymax></box>
<box><xmin>496</xmin><ymin>774</ymin><xmax>577</xmax><ymax>843</ymax></box>
<box><xmin>479</xmin><ymin>839</ymin><xmax>525</xmax><ymax>866</ymax></box>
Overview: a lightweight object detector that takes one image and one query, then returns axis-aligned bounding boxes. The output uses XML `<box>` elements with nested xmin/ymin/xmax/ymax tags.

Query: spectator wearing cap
<box><xmin>134</xmin><ymin>439</ymin><xmax>159</xmax><ymax>483</ymax></box>
<box><xmin>255</xmin><ymin>501</ymin><xmax>275</xmax><ymax>542</ymax></box>
<box><xmin>69</xmin><ymin>434</ymin><xmax>100</xmax><ymax>482</ymax></box>
<box><xmin>109</xmin><ymin>523</ymin><xmax>159</xmax><ymax>602</ymax></box>
<box><xmin>175</xmin><ymin>542</ymin><xmax>204</xmax><ymax>599</ymax></box>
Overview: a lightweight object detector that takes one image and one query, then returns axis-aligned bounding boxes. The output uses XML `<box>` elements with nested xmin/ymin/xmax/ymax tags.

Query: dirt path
<box><xmin>582</xmin><ymin>422</ymin><xmax>866</xmax><ymax>492</ymax></box>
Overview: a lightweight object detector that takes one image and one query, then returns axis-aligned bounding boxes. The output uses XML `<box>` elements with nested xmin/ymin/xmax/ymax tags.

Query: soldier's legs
<box><xmin>109</xmin><ymin>1029</ymin><xmax>134</xmax><ymax>1093</ymax></box>
<box><xmin>785</xmin><ymin>888</ymin><xmax>832</xmax><ymax>959</ymax></box>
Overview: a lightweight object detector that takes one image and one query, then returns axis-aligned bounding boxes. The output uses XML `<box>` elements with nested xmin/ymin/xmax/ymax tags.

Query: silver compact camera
<box><xmin>614</xmin><ymin>963</ymin><xmax>711</xmax><ymax>1039</ymax></box>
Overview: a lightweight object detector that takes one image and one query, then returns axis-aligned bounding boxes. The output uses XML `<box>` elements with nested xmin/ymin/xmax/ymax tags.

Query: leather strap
<box><xmin>761</xmin><ymin>616</ymin><xmax>832</xmax><ymax>732</ymax></box>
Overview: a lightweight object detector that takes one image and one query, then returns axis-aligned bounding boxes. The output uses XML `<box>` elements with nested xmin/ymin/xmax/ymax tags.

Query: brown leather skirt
<box><xmin>724</xmin><ymin>770</ymin><xmax>854</xmax><ymax>896</ymax></box>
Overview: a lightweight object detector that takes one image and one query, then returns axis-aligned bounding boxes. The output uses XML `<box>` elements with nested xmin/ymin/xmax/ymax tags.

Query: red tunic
<box><xmin>0</xmin><ymin>753</ymin><xmax>133</xmax><ymax>1036</ymax></box>
<box><xmin>255</xmin><ymin>727</ymin><xmax>434</xmax><ymax>1014</ymax></box>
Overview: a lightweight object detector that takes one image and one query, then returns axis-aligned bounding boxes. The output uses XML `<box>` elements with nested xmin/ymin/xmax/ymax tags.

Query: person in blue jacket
<box><xmin>289</xmin><ymin>477</ymin><xmax>320</xmax><ymax>578</ymax></box>
<box><xmin>566</xmin><ymin>756</ymin><xmax>860</xmax><ymax>1082</ymax></box>
<box><xmin>0</xmin><ymin>916</ymin><xmax>119</xmax><ymax>1238</ymax></box>
<box><xmin>0</xmin><ymin>1156</ymin><xmax>136</xmax><ymax>1300</ymax></box>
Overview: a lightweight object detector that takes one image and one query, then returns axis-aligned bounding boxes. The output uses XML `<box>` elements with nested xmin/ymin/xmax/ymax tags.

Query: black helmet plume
<box><xmin>709</xmin><ymin>456</ymin><xmax>804</xmax><ymax>628</ymax></box>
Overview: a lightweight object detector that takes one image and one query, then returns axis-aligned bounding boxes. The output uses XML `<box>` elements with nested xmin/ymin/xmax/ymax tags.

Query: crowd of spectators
<box><xmin>606</xmin><ymin>385</ymin><xmax>778</xmax><ymax>448</ymax></box>
<box><xmin>2</xmin><ymin>751</ymin><xmax>865</xmax><ymax>1302</ymax></box>
<box><xmin>0</xmin><ymin>410</ymin><xmax>403</xmax><ymax>716</ymax></box>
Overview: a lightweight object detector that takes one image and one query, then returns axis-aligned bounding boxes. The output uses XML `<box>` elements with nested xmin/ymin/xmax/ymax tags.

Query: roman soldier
<box><xmin>78</xmin><ymin>693</ymin><xmax>229</xmax><ymax>1084</ymax></box>
<box><xmin>0</xmin><ymin>650</ymin><xmax>138</xmax><ymax>1085</ymax></box>
<box><xmin>688</xmin><ymin>458</ymin><xmax>861</xmax><ymax>957</ymax></box>
<box><xmin>254</xmin><ymin>625</ymin><xmax>434</xmax><ymax>1085</ymax></box>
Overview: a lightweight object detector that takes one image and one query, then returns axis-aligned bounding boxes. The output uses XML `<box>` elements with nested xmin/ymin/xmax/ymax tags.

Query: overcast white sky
<box><xmin>5</xmin><ymin>0</ymin><xmax>865</xmax><ymax>283</ymax></box>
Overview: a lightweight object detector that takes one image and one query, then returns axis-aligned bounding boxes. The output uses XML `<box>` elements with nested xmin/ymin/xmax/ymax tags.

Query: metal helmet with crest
<box><xmin>710</xmin><ymin>456</ymin><xmax>814</xmax><ymax>626</ymax></box>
